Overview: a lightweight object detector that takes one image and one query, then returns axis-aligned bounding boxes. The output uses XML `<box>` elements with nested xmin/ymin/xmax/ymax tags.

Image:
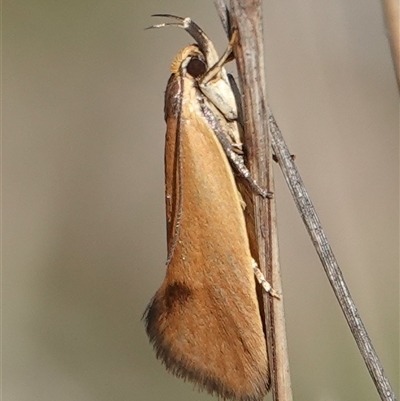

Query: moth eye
<box><xmin>186</xmin><ymin>57</ymin><xmax>207</xmax><ymax>78</ymax></box>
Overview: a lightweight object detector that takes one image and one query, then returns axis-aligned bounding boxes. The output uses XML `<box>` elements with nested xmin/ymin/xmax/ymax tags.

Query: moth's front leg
<box><xmin>198</xmin><ymin>31</ymin><xmax>238</xmax><ymax>121</ymax></box>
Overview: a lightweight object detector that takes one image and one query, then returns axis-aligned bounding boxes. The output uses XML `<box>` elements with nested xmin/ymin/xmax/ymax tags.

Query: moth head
<box><xmin>171</xmin><ymin>45</ymin><xmax>207</xmax><ymax>79</ymax></box>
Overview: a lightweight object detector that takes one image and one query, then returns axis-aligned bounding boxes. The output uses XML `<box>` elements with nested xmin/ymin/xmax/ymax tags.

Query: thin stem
<box><xmin>214</xmin><ymin>1</ymin><xmax>293</xmax><ymax>400</ymax></box>
<box><xmin>268</xmin><ymin>111</ymin><xmax>397</xmax><ymax>401</ymax></box>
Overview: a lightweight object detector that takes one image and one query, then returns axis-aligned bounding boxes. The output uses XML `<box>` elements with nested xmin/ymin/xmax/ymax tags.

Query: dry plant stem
<box><xmin>215</xmin><ymin>1</ymin><xmax>293</xmax><ymax>400</ymax></box>
<box><xmin>268</xmin><ymin>111</ymin><xmax>397</xmax><ymax>401</ymax></box>
<box><xmin>381</xmin><ymin>0</ymin><xmax>400</xmax><ymax>91</ymax></box>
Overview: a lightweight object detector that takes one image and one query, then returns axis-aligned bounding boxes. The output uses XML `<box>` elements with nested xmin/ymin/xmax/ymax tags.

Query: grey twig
<box><xmin>268</xmin><ymin>111</ymin><xmax>397</xmax><ymax>401</ymax></box>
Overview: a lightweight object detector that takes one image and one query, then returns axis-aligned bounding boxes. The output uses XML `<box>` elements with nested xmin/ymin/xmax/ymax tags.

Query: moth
<box><xmin>144</xmin><ymin>15</ymin><xmax>274</xmax><ymax>401</ymax></box>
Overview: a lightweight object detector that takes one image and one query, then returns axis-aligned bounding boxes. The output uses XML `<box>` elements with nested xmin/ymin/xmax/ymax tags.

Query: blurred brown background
<box><xmin>4</xmin><ymin>1</ymin><xmax>398</xmax><ymax>400</ymax></box>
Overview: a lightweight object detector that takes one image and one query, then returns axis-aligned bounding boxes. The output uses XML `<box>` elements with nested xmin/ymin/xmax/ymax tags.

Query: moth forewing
<box><xmin>144</xmin><ymin>43</ymin><xmax>270</xmax><ymax>401</ymax></box>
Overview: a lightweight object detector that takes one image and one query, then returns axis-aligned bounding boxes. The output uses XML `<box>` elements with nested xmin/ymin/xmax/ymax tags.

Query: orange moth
<box><xmin>144</xmin><ymin>15</ymin><xmax>274</xmax><ymax>401</ymax></box>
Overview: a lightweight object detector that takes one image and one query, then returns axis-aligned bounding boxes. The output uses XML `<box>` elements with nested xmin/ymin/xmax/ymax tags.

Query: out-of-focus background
<box><xmin>4</xmin><ymin>1</ymin><xmax>398</xmax><ymax>400</ymax></box>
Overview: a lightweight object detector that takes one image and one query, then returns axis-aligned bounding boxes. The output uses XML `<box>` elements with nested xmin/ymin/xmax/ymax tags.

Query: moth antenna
<box><xmin>148</xmin><ymin>15</ymin><xmax>219</xmax><ymax>67</ymax></box>
<box><xmin>145</xmin><ymin>23</ymin><xmax>181</xmax><ymax>30</ymax></box>
<box><xmin>151</xmin><ymin>14</ymin><xmax>185</xmax><ymax>21</ymax></box>
<box><xmin>147</xmin><ymin>14</ymin><xmax>189</xmax><ymax>31</ymax></box>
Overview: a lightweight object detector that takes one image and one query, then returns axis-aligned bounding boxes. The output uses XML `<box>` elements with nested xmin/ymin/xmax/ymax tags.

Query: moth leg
<box><xmin>252</xmin><ymin>260</ymin><xmax>280</xmax><ymax>299</ymax></box>
<box><xmin>201</xmin><ymin>101</ymin><xmax>273</xmax><ymax>199</ymax></box>
<box><xmin>227</xmin><ymin>74</ymin><xmax>244</xmax><ymax>131</ymax></box>
<box><xmin>200</xmin><ymin>30</ymin><xmax>237</xmax><ymax>85</ymax></box>
<box><xmin>226</xmin><ymin>147</ymin><xmax>273</xmax><ymax>199</ymax></box>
